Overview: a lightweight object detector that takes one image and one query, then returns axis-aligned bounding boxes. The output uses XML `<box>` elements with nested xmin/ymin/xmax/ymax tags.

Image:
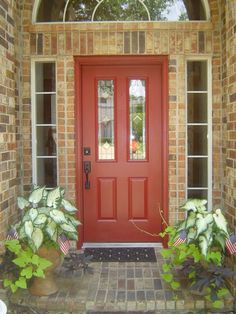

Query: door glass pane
<box><xmin>37</xmin><ymin>158</ymin><xmax>57</xmax><ymax>187</ymax></box>
<box><xmin>188</xmin><ymin>158</ymin><xmax>208</xmax><ymax>187</ymax></box>
<box><xmin>188</xmin><ymin>125</ymin><xmax>208</xmax><ymax>155</ymax></box>
<box><xmin>97</xmin><ymin>80</ymin><xmax>115</xmax><ymax>160</ymax></box>
<box><xmin>129</xmin><ymin>80</ymin><xmax>146</xmax><ymax>160</ymax></box>
<box><xmin>187</xmin><ymin>93</ymin><xmax>207</xmax><ymax>123</ymax></box>
<box><xmin>37</xmin><ymin>126</ymin><xmax>57</xmax><ymax>156</ymax></box>
<box><xmin>187</xmin><ymin>61</ymin><xmax>207</xmax><ymax>91</ymax></box>
<box><xmin>36</xmin><ymin>94</ymin><xmax>56</xmax><ymax>124</ymax></box>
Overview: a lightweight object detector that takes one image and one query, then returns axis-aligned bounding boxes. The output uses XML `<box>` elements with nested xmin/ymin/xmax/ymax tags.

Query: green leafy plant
<box><xmin>160</xmin><ymin>199</ymin><xmax>236</xmax><ymax>308</ymax></box>
<box><xmin>14</xmin><ymin>186</ymin><xmax>80</xmax><ymax>252</ymax></box>
<box><xmin>2</xmin><ymin>239</ymin><xmax>52</xmax><ymax>293</ymax></box>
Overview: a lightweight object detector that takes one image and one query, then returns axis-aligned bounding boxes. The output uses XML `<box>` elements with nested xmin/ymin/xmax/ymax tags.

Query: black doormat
<box><xmin>84</xmin><ymin>247</ymin><xmax>157</xmax><ymax>262</ymax></box>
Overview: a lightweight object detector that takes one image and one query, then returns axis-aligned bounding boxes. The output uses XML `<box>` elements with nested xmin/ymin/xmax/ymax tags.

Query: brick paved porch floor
<box><xmin>8</xmin><ymin>249</ymin><xmax>235</xmax><ymax>314</ymax></box>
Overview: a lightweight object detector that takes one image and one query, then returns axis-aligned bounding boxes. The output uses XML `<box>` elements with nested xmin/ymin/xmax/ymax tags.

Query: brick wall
<box><xmin>0</xmin><ymin>0</ymin><xmax>234</xmax><ymax>300</ymax></box>
<box><xmin>222</xmin><ymin>0</ymin><xmax>236</xmax><ymax>297</ymax></box>
<box><xmin>0</xmin><ymin>0</ymin><xmax>232</xmax><ymax>248</ymax></box>
<box><xmin>0</xmin><ymin>0</ymin><xmax>22</xmax><ymax>254</ymax></box>
<box><xmin>18</xmin><ymin>0</ymin><xmax>223</xmax><ymax>227</ymax></box>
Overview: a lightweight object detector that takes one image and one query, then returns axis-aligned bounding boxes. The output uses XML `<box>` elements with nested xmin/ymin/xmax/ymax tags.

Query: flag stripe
<box><xmin>6</xmin><ymin>228</ymin><xmax>19</xmax><ymax>240</ymax></box>
<box><xmin>173</xmin><ymin>238</ymin><xmax>186</xmax><ymax>246</ymax></box>
<box><xmin>173</xmin><ymin>230</ymin><xmax>187</xmax><ymax>247</ymax></box>
<box><xmin>225</xmin><ymin>238</ymin><xmax>236</xmax><ymax>255</ymax></box>
<box><xmin>58</xmin><ymin>234</ymin><xmax>70</xmax><ymax>255</ymax></box>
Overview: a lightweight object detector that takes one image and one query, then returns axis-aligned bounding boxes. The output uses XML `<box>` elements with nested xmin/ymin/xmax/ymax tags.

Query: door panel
<box><xmin>98</xmin><ymin>177</ymin><xmax>117</xmax><ymax>219</ymax></box>
<box><xmin>82</xmin><ymin>63</ymin><xmax>163</xmax><ymax>243</ymax></box>
<box><xmin>128</xmin><ymin>177</ymin><xmax>148</xmax><ymax>219</ymax></box>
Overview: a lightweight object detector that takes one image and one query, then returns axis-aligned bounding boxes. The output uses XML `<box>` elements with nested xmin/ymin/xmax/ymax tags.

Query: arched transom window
<box><xmin>34</xmin><ymin>0</ymin><xmax>210</xmax><ymax>23</ymax></box>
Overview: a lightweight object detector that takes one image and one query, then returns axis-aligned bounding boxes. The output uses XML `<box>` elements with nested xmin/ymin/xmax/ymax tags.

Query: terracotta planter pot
<box><xmin>29</xmin><ymin>246</ymin><xmax>62</xmax><ymax>296</ymax></box>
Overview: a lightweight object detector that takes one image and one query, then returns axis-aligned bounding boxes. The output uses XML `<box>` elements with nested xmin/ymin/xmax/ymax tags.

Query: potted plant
<box><xmin>160</xmin><ymin>199</ymin><xmax>236</xmax><ymax>309</ymax></box>
<box><xmin>3</xmin><ymin>185</ymin><xmax>80</xmax><ymax>296</ymax></box>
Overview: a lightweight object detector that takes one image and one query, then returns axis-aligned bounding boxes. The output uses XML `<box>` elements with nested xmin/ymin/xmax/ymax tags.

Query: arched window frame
<box><xmin>32</xmin><ymin>0</ymin><xmax>211</xmax><ymax>23</ymax></box>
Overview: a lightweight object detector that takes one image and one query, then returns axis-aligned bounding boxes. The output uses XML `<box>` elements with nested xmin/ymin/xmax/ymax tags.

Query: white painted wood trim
<box><xmin>31</xmin><ymin>58</ymin><xmax>58</xmax><ymax>186</ymax></box>
<box><xmin>185</xmin><ymin>56</ymin><xmax>212</xmax><ymax>209</ymax></box>
<box><xmin>31</xmin><ymin>60</ymin><xmax>37</xmax><ymax>184</ymax></box>
<box><xmin>202</xmin><ymin>0</ymin><xmax>211</xmax><ymax>20</ymax></box>
<box><xmin>32</xmin><ymin>0</ymin><xmax>40</xmax><ymax>23</ymax></box>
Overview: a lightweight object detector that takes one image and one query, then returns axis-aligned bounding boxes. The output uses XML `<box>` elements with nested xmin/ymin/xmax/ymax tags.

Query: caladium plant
<box><xmin>160</xmin><ymin>199</ymin><xmax>236</xmax><ymax>309</ymax></box>
<box><xmin>173</xmin><ymin>199</ymin><xmax>229</xmax><ymax>257</ymax></box>
<box><xmin>12</xmin><ymin>186</ymin><xmax>81</xmax><ymax>253</ymax></box>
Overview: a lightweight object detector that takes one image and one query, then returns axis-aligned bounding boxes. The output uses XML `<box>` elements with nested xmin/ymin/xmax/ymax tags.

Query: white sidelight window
<box><xmin>32</xmin><ymin>61</ymin><xmax>57</xmax><ymax>187</ymax></box>
<box><xmin>186</xmin><ymin>58</ymin><xmax>212</xmax><ymax>207</ymax></box>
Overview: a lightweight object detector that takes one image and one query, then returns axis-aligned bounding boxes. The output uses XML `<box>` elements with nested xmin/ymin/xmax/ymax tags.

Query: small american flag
<box><xmin>173</xmin><ymin>230</ymin><xmax>187</xmax><ymax>246</ymax></box>
<box><xmin>6</xmin><ymin>227</ymin><xmax>19</xmax><ymax>240</ymax></box>
<box><xmin>225</xmin><ymin>235</ymin><xmax>236</xmax><ymax>255</ymax></box>
<box><xmin>58</xmin><ymin>234</ymin><xmax>70</xmax><ymax>255</ymax></box>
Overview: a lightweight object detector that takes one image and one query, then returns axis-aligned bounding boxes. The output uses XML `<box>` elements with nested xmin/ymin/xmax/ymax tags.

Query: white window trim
<box><xmin>31</xmin><ymin>58</ymin><xmax>58</xmax><ymax>186</ymax></box>
<box><xmin>185</xmin><ymin>56</ymin><xmax>212</xmax><ymax>209</ymax></box>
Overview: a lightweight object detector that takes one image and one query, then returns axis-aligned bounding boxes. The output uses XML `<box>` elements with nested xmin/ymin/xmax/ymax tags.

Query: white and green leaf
<box><xmin>181</xmin><ymin>199</ymin><xmax>207</xmax><ymax>212</ymax></box>
<box><xmin>29</xmin><ymin>187</ymin><xmax>45</xmax><ymax>205</ymax></box>
<box><xmin>24</xmin><ymin>220</ymin><xmax>34</xmax><ymax>238</ymax></box>
<box><xmin>66</xmin><ymin>232</ymin><xmax>78</xmax><ymax>240</ymax></box>
<box><xmin>28</xmin><ymin>208</ymin><xmax>38</xmax><ymax>221</ymax></box>
<box><xmin>199</xmin><ymin>235</ymin><xmax>208</xmax><ymax>256</ymax></box>
<box><xmin>66</xmin><ymin>215</ymin><xmax>81</xmax><ymax>227</ymax></box>
<box><xmin>176</xmin><ymin>220</ymin><xmax>186</xmax><ymax>232</ymax></box>
<box><xmin>31</xmin><ymin>228</ymin><xmax>43</xmax><ymax>251</ymax></box>
<box><xmin>214</xmin><ymin>233</ymin><xmax>226</xmax><ymax>251</ymax></box>
<box><xmin>17</xmin><ymin>196</ymin><xmax>29</xmax><ymax>210</ymax></box>
<box><xmin>196</xmin><ymin>213</ymin><xmax>213</xmax><ymax>237</ymax></box>
<box><xmin>186</xmin><ymin>228</ymin><xmax>197</xmax><ymax>242</ymax></box>
<box><xmin>34</xmin><ymin>214</ymin><xmax>47</xmax><ymax>225</ymax></box>
<box><xmin>19</xmin><ymin>226</ymin><xmax>27</xmax><ymax>238</ymax></box>
<box><xmin>45</xmin><ymin>219</ymin><xmax>57</xmax><ymax>240</ymax></box>
<box><xmin>185</xmin><ymin>211</ymin><xmax>196</xmax><ymax>229</ymax></box>
<box><xmin>49</xmin><ymin>209</ymin><xmax>67</xmax><ymax>224</ymax></box>
<box><xmin>60</xmin><ymin>223</ymin><xmax>77</xmax><ymax>233</ymax></box>
<box><xmin>202</xmin><ymin>224</ymin><xmax>213</xmax><ymax>245</ymax></box>
<box><xmin>213</xmin><ymin>208</ymin><xmax>229</xmax><ymax>236</ymax></box>
<box><xmin>62</xmin><ymin>199</ymin><xmax>77</xmax><ymax>212</ymax></box>
<box><xmin>47</xmin><ymin>187</ymin><xmax>62</xmax><ymax>208</ymax></box>
<box><xmin>38</xmin><ymin>207</ymin><xmax>50</xmax><ymax>215</ymax></box>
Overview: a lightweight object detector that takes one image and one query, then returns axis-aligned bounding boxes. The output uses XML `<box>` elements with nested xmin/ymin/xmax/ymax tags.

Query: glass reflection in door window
<box><xmin>129</xmin><ymin>79</ymin><xmax>146</xmax><ymax>160</ymax></box>
<box><xmin>97</xmin><ymin>80</ymin><xmax>115</xmax><ymax>160</ymax></box>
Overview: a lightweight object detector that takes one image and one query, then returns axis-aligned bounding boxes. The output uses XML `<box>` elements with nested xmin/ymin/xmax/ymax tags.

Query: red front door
<box><xmin>77</xmin><ymin>57</ymin><xmax>168</xmax><ymax>244</ymax></box>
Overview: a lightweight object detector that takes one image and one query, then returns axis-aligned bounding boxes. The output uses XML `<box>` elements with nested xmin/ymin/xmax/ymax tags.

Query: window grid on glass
<box><xmin>186</xmin><ymin>60</ymin><xmax>211</xmax><ymax>207</ymax></box>
<box><xmin>35</xmin><ymin>0</ymin><xmax>209</xmax><ymax>23</ymax></box>
<box><xmin>33</xmin><ymin>62</ymin><xmax>57</xmax><ymax>188</ymax></box>
<box><xmin>97</xmin><ymin>80</ymin><xmax>115</xmax><ymax>160</ymax></box>
<box><xmin>129</xmin><ymin>79</ymin><xmax>147</xmax><ymax>161</ymax></box>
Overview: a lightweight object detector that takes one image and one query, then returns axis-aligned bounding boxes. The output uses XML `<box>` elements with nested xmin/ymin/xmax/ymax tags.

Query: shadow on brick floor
<box><xmin>7</xmin><ymin>250</ymin><xmax>235</xmax><ymax>314</ymax></box>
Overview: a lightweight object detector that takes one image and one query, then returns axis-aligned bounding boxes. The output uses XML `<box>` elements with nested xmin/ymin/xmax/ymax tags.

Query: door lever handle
<box><xmin>83</xmin><ymin>161</ymin><xmax>91</xmax><ymax>189</ymax></box>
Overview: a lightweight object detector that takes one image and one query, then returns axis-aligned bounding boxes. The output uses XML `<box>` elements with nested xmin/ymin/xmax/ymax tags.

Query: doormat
<box><xmin>84</xmin><ymin>247</ymin><xmax>157</xmax><ymax>262</ymax></box>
